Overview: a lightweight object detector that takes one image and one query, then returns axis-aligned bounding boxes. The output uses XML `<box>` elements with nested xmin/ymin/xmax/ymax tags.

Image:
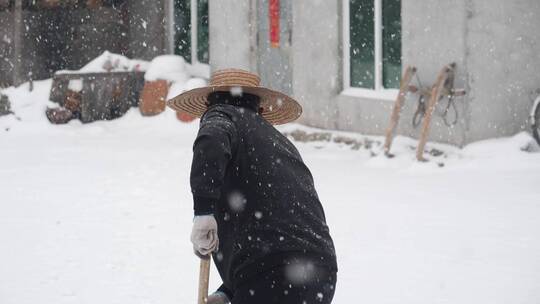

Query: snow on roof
<box><xmin>56</xmin><ymin>51</ymin><xmax>149</xmax><ymax>74</ymax></box>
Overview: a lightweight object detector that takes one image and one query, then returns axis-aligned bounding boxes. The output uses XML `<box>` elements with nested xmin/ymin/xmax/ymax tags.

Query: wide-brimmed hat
<box><xmin>167</xmin><ymin>69</ymin><xmax>302</xmax><ymax>125</ymax></box>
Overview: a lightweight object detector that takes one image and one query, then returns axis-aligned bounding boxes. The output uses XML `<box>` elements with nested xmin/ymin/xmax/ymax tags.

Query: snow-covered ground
<box><xmin>1</xmin><ymin>79</ymin><xmax>540</xmax><ymax>304</ymax></box>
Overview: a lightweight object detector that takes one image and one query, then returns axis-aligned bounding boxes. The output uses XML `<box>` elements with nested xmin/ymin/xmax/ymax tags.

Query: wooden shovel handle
<box><xmin>198</xmin><ymin>257</ymin><xmax>211</xmax><ymax>304</ymax></box>
<box><xmin>383</xmin><ymin>65</ymin><xmax>417</xmax><ymax>155</ymax></box>
<box><xmin>416</xmin><ymin>65</ymin><xmax>452</xmax><ymax>161</ymax></box>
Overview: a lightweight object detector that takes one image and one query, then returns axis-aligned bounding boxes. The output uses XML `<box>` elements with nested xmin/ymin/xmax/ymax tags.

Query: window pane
<box><xmin>382</xmin><ymin>0</ymin><xmax>401</xmax><ymax>89</ymax></box>
<box><xmin>174</xmin><ymin>0</ymin><xmax>191</xmax><ymax>62</ymax></box>
<box><xmin>349</xmin><ymin>0</ymin><xmax>375</xmax><ymax>89</ymax></box>
<box><xmin>197</xmin><ymin>0</ymin><xmax>209</xmax><ymax>64</ymax></box>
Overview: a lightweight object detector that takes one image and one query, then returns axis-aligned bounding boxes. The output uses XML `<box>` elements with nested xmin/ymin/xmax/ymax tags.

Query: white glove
<box><xmin>190</xmin><ymin>215</ymin><xmax>219</xmax><ymax>257</ymax></box>
<box><xmin>206</xmin><ymin>291</ymin><xmax>230</xmax><ymax>304</ymax></box>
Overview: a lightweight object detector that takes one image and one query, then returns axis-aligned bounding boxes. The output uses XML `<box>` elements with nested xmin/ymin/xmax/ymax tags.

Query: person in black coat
<box><xmin>168</xmin><ymin>69</ymin><xmax>337</xmax><ymax>304</ymax></box>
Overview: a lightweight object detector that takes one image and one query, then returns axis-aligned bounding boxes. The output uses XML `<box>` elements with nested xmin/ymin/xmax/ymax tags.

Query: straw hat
<box><xmin>167</xmin><ymin>69</ymin><xmax>302</xmax><ymax>125</ymax></box>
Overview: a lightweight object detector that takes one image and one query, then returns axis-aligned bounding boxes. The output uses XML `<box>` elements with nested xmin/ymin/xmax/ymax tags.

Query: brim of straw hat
<box><xmin>167</xmin><ymin>85</ymin><xmax>302</xmax><ymax>125</ymax></box>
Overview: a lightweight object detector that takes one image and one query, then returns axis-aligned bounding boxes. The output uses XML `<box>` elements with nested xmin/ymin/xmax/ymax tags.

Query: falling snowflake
<box><xmin>284</xmin><ymin>260</ymin><xmax>316</xmax><ymax>284</ymax></box>
<box><xmin>216</xmin><ymin>252</ymin><xmax>224</xmax><ymax>261</ymax></box>
<box><xmin>228</xmin><ymin>191</ymin><xmax>247</xmax><ymax>212</ymax></box>
<box><xmin>230</xmin><ymin>86</ymin><xmax>243</xmax><ymax>96</ymax></box>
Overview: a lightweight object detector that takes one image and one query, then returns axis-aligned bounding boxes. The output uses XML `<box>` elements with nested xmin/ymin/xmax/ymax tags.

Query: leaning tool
<box><xmin>415</xmin><ymin>64</ymin><xmax>453</xmax><ymax>161</ymax></box>
<box><xmin>383</xmin><ymin>65</ymin><xmax>417</xmax><ymax>156</ymax></box>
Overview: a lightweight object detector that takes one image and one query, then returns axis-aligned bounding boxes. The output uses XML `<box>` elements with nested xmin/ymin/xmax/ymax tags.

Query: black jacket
<box><xmin>190</xmin><ymin>103</ymin><xmax>337</xmax><ymax>295</ymax></box>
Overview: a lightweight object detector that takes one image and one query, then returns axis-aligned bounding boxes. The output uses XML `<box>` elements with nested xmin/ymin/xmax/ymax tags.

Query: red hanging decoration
<box><xmin>269</xmin><ymin>0</ymin><xmax>280</xmax><ymax>48</ymax></box>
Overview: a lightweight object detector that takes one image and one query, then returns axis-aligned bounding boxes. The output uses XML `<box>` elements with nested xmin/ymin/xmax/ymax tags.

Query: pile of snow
<box><xmin>1</xmin><ymin>89</ymin><xmax>540</xmax><ymax>304</ymax></box>
<box><xmin>51</xmin><ymin>52</ymin><xmax>208</xmax><ymax>98</ymax></box>
<box><xmin>145</xmin><ymin>55</ymin><xmax>208</xmax><ymax>99</ymax></box>
<box><xmin>2</xmin><ymin>71</ymin><xmax>540</xmax><ymax>304</ymax></box>
<box><xmin>2</xmin><ymin>53</ymin><xmax>540</xmax><ymax>304</ymax></box>
<box><xmin>168</xmin><ymin>78</ymin><xmax>207</xmax><ymax>100</ymax></box>
<box><xmin>144</xmin><ymin>55</ymin><xmax>189</xmax><ymax>83</ymax></box>
<box><xmin>58</xmin><ymin>51</ymin><xmax>149</xmax><ymax>74</ymax></box>
<box><xmin>0</xmin><ymin>80</ymin><xmax>53</xmax><ymax>130</ymax></box>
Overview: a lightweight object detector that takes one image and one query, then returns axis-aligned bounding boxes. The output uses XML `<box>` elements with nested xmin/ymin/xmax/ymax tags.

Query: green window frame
<box><xmin>172</xmin><ymin>0</ymin><xmax>209</xmax><ymax>65</ymax></box>
<box><xmin>344</xmin><ymin>0</ymin><xmax>401</xmax><ymax>93</ymax></box>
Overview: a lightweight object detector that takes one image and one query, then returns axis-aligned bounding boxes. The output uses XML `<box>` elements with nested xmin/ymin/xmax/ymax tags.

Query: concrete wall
<box><xmin>208</xmin><ymin>0</ymin><xmax>257</xmax><ymax>72</ymax></box>
<box><xmin>291</xmin><ymin>0</ymin><xmax>470</xmax><ymax>145</ymax></box>
<box><xmin>465</xmin><ymin>0</ymin><xmax>540</xmax><ymax>142</ymax></box>
<box><xmin>399</xmin><ymin>0</ymin><xmax>469</xmax><ymax>145</ymax></box>
<box><xmin>291</xmin><ymin>0</ymin><xmax>341</xmax><ymax>130</ymax></box>
<box><xmin>289</xmin><ymin>0</ymin><xmax>540</xmax><ymax>145</ymax></box>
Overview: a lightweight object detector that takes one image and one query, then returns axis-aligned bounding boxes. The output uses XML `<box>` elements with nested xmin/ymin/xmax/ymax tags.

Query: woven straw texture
<box><xmin>167</xmin><ymin>69</ymin><xmax>302</xmax><ymax>125</ymax></box>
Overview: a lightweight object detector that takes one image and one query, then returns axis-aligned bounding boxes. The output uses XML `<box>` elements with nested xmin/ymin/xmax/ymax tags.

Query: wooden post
<box><xmin>383</xmin><ymin>65</ymin><xmax>417</xmax><ymax>156</ymax></box>
<box><xmin>198</xmin><ymin>258</ymin><xmax>211</xmax><ymax>304</ymax></box>
<box><xmin>415</xmin><ymin>65</ymin><xmax>452</xmax><ymax>161</ymax></box>
<box><xmin>12</xmin><ymin>0</ymin><xmax>23</xmax><ymax>86</ymax></box>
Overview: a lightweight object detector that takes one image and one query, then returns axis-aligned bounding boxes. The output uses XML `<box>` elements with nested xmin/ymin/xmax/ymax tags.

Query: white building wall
<box><xmin>208</xmin><ymin>0</ymin><xmax>540</xmax><ymax>145</ymax></box>
<box><xmin>291</xmin><ymin>0</ymin><xmax>470</xmax><ymax>145</ymax></box>
<box><xmin>208</xmin><ymin>0</ymin><xmax>257</xmax><ymax>73</ymax></box>
<box><xmin>291</xmin><ymin>0</ymin><xmax>342</xmax><ymax>130</ymax></box>
<box><xmin>465</xmin><ymin>0</ymin><xmax>540</xmax><ymax>142</ymax></box>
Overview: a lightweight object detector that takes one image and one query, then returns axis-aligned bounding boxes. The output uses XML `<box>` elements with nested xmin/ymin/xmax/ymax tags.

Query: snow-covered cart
<box><xmin>49</xmin><ymin>70</ymin><xmax>144</xmax><ymax>123</ymax></box>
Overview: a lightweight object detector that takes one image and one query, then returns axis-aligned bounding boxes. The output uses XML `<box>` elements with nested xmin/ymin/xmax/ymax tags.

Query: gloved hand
<box><xmin>206</xmin><ymin>291</ymin><xmax>230</xmax><ymax>304</ymax></box>
<box><xmin>190</xmin><ymin>215</ymin><xmax>219</xmax><ymax>257</ymax></box>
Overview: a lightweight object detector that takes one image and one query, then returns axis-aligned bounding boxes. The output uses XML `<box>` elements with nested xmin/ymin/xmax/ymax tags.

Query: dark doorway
<box><xmin>22</xmin><ymin>1</ymin><xmax>129</xmax><ymax>80</ymax></box>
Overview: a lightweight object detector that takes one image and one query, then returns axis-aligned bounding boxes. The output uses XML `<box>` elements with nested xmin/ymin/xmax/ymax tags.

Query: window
<box><xmin>172</xmin><ymin>0</ymin><xmax>209</xmax><ymax>66</ymax></box>
<box><xmin>343</xmin><ymin>0</ymin><xmax>401</xmax><ymax>96</ymax></box>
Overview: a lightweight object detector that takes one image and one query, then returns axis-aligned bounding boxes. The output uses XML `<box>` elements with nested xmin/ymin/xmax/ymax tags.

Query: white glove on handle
<box><xmin>191</xmin><ymin>215</ymin><xmax>219</xmax><ymax>257</ymax></box>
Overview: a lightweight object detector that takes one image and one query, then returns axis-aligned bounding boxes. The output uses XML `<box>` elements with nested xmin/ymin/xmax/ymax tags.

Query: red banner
<box><xmin>269</xmin><ymin>0</ymin><xmax>280</xmax><ymax>48</ymax></box>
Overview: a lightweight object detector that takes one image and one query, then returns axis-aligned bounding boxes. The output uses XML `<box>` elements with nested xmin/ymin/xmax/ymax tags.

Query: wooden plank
<box><xmin>383</xmin><ymin>65</ymin><xmax>417</xmax><ymax>156</ymax></box>
<box><xmin>415</xmin><ymin>65</ymin><xmax>452</xmax><ymax>161</ymax></box>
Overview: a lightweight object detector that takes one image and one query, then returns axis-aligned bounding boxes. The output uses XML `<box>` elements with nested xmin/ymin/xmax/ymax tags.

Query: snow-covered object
<box><xmin>67</xmin><ymin>79</ymin><xmax>83</xmax><ymax>92</ymax></box>
<box><xmin>57</xmin><ymin>51</ymin><xmax>149</xmax><ymax>74</ymax></box>
<box><xmin>183</xmin><ymin>78</ymin><xmax>207</xmax><ymax>91</ymax></box>
<box><xmin>186</xmin><ymin>62</ymin><xmax>211</xmax><ymax>79</ymax></box>
<box><xmin>167</xmin><ymin>82</ymin><xmax>185</xmax><ymax>101</ymax></box>
<box><xmin>167</xmin><ymin>77</ymin><xmax>207</xmax><ymax>100</ymax></box>
<box><xmin>144</xmin><ymin>55</ymin><xmax>189</xmax><ymax>83</ymax></box>
<box><xmin>0</xmin><ymin>80</ymin><xmax>52</xmax><ymax>127</ymax></box>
